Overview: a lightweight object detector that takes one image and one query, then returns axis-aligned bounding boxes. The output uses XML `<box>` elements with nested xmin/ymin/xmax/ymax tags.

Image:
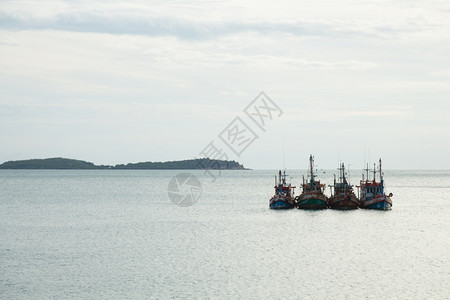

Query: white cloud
<box><xmin>0</xmin><ymin>11</ymin><xmax>363</xmax><ymax>39</ymax></box>
<box><xmin>0</xmin><ymin>36</ymin><xmax>20</xmax><ymax>46</ymax></box>
<box><xmin>1</xmin><ymin>6</ymin><xmax>444</xmax><ymax>41</ymax></box>
<box><xmin>1</xmin><ymin>0</ymin><xmax>450</xmax><ymax>168</ymax></box>
<box><xmin>431</xmin><ymin>70</ymin><xmax>450</xmax><ymax>78</ymax></box>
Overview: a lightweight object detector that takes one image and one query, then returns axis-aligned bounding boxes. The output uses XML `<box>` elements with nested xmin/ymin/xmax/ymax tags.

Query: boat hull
<box><xmin>359</xmin><ymin>195</ymin><xmax>392</xmax><ymax>210</ymax></box>
<box><xmin>296</xmin><ymin>194</ymin><xmax>328</xmax><ymax>210</ymax></box>
<box><xmin>329</xmin><ymin>194</ymin><xmax>359</xmax><ymax>210</ymax></box>
<box><xmin>270</xmin><ymin>200</ymin><xmax>295</xmax><ymax>209</ymax></box>
<box><xmin>269</xmin><ymin>196</ymin><xmax>295</xmax><ymax>209</ymax></box>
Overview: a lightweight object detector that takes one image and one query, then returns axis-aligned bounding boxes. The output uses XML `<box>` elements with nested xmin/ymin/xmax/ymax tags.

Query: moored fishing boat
<box><xmin>328</xmin><ymin>163</ymin><xmax>359</xmax><ymax>210</ymax></box>
<box><xmin>358</xmin><ymin>159</ymin><xmax>393</xmax><ymax>210</ymax></box>
<box><xmin>269</xmin><ymin>170</ymin><xmax>296</xmax><ymax>209</ymax></box>
<box><xmin>295</xmin><ymin>155</ymin><xmax>328</xmax><ymax>210</ymax></box>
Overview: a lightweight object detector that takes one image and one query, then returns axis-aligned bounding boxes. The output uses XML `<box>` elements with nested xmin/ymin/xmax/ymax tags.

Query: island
<box><xmin>0</xmin><ymin>157</ymin><xmax>247</xmax><ymax>170</ymax></box>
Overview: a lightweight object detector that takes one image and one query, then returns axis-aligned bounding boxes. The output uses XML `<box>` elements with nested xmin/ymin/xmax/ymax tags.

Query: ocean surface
<box><xmin>1</xmin><ymin>169</ymin><xmax>449</xmax><ymax>299</ymax></box>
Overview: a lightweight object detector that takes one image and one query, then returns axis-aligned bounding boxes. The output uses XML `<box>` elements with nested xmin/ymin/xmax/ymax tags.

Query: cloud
<box><xmin>431</xmin><ymin>70</ymin><xmax>450</xmax><ymax>78</ymax></box>
<box><xmin>283</xmin><ymin>105</ymin><xmax>412</xmax><ymax>122</ymax></box>
<box><xmin>0</xmin><ymin>37</ymin><xmax>20</xmax><ymax>46</ymax></box>
<box><xmin>221</xmin><ymin>54</ymin><xmax>379</xmax><ymax>70</ymax></box>
<box><xmin>0</xmin><ymin>10</ymin><xmax>398</xmax><ymax>40</ymax></box>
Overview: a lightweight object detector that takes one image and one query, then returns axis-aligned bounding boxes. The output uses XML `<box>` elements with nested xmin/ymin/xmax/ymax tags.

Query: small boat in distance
<box><xmin>358</xmin><ymin>159</ymin><xmax>393</xmax><ymax>210</ymax></box>
<box><xmin>296</xmin><ymin>155</ymin><xmax>328</xmax><ymax>210</ymax></box>
<box><xmin>328</xmin><ymin>163</ymin><xmax>359</xmax><ymax>210</ymax></box>
<box><xmin>269</xmin><ymin>170</ymin><xmax>296</xmax><ymax>209</ymax></box>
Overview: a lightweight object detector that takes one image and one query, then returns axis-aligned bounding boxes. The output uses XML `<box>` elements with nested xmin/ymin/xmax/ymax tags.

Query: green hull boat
<box><xmin>296</xmin><ymin>194</ymin><xmax>328</xmax><ymax>210</ymax></box>
<box><xmin>296</xmin><ymin>155</ymin><xmax>328</xmax><ymax>210</ymax></box>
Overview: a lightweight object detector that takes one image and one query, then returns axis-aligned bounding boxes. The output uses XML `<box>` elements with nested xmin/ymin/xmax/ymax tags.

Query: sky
<box><xmin>1</xmin><ymin>0</ymin><xmax>449</xmax><ymax>169</ymax></box>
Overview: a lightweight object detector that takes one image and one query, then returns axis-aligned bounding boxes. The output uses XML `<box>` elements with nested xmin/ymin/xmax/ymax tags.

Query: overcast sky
<box><xmin>1</xmin><ymin>0</ymin><xmax>449</xmax><ymax>169</ymax></box>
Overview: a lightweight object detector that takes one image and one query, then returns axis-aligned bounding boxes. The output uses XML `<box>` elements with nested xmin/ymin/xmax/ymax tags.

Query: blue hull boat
<box><xmin>364</xmin><ymin>201</ymin><xmax>392</xmax><ymax>210</ymax></box>
<box><xmin>269</xmin><ymin>170</ymin><xmax>296</xmax><ymax>209</ymax></box>
<box><xmin>269</xmin><ymin>196</ymin><xmax>295</xmax><ymax>209</ymax></box>
<box><xmin>358</xmin><ymin>159</ymin><xmax>393</xmax><ymax>211</ymax></box>
<box><xmin>360</xmin><ymin>194</ymin><xmax>392</xmax><ymax>210</ymax></box>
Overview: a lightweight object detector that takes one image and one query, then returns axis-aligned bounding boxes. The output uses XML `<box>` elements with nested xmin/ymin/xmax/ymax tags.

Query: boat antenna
<box><xmin>363</xmin><ymin>147</ymin><xmax>366</xmax><ymax>171</ymax></box>
<box><xmin>347</xmin><ymin>163</ymin><xmax>352</xmax><ymax>184</ymax></box>
<box><xmin>338</xmin><ymin>147</ymin><xmax>340</xmax><ymax>167</ymax></box>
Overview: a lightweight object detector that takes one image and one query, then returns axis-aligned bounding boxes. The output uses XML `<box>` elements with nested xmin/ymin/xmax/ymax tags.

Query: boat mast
<box><xmin>341</xmin><ymin>163</ymin><xmax>346</xmax><ymax>184</ymax></box>
<box><xmin>309</xmin><ymin>155</ymin><xmax>314</xmax><ymax>189</ymax></box>
<box><xmin>379</xmin><ymin>158</ymin><xmax>384</xmax><ymax>194</ymax></box>
<box><xmin>331</xmin><ymin>174</ymin><xmax>336</xmax><ymax>196</ymax></box>
<box><xmin>379</xmin><ymin>159</ymin><xmax>382</xmax><ymax>181</ymax></box>
<box><xmin>373</xmin><ymin>163</ymin><xmax>376</xmax><ymax>183</ymax></box>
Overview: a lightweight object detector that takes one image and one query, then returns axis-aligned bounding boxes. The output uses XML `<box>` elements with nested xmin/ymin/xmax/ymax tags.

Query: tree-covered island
<box><xmin>0</xmin><ymin>157</ymin><xmax>247</xmax><ymax>170</ymax></box>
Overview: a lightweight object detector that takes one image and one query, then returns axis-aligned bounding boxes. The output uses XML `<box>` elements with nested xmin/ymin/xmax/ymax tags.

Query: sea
<box><xmin>1</xmin><ymin>169</ymin><xmax>449</xmax><ymax>299</ymax></box>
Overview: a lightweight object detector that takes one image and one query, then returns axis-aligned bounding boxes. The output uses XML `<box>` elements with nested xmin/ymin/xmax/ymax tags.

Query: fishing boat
<box><xmin>295</xmin><ymin>155</ymin><xmax>328</xmax><ymax>210</ymax></box>
<box><xmin>269</xmin><ymin>170</ymin><xmax>296</xmax><ymax>209</ymax></box>
<box><xmin>328</xmin><ymin>163</ymin><xmax>359</xmax><ymax>210</ymax></box>
<box><xmin>358</xmin><ymin>159</ymin><xmax>393</xmax><ymax>210</ymax></box>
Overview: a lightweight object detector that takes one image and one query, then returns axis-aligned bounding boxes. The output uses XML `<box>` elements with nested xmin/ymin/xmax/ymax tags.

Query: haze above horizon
<box><xmin>1</xmin><ymin>1</ymin><xmax>449</xmax><ymax>169</ymax></box>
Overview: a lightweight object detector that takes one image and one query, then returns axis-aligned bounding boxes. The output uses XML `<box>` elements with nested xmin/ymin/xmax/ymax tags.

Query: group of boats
<box><xmin>269</xmin><ymin>155</ymin><xmax>393</xmax><ymax>210</ymax></box>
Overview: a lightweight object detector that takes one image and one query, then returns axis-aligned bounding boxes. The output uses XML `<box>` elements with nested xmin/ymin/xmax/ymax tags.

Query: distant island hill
<box><xmin>0</xmin><ymin>157</ymin><xmax>247</xmax><ymax>170</ymax></box>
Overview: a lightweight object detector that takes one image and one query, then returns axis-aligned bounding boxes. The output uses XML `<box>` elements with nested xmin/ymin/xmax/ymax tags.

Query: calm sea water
<box><xmin>1</xmin><ymin>169</ymin><xmax>449</xmax><ymax>299</ymax></box>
